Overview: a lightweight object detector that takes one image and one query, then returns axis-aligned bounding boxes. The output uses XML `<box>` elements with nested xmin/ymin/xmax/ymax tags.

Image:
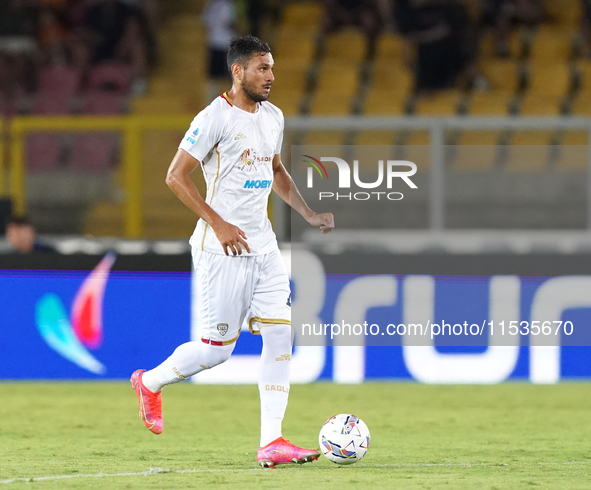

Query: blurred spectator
<box><xmin>394</xmin><ymin>0</ymin><xmax>481</xmax><ymax>94</ymax></box>
<box><xmin>0</xmin><ymin>0</ymin><xmax>41</xmax><ymax>95</ymax></box>
<box><xmin>79</xmin><ymin>0</ymin><xmax>149</xmax><ymax>94</ymax></box>
<box><xmin>37</xmin><ymin>4</ymin><xmax>76</xmax><ymax>66</ymax></box>
<box><xmin>119</xmin><ymin>0</ymin><xmax>160</xmax><ymax>67</ymax></box>
<box><xmin>202</xmin><ymin>0</ymin><xmax>237</xmax><ymax>102</ymax></box>
<box><xmin>322</xmin><ymin>0</ymin><xmax>383</xmax><ymax>53</ymax></box>
<box><xmin>5</xmin><ymin>216</ymin><xmax>54</xmax><ymax>253</ymax></box>
<box><xmin>480</xmin><ymin>0</ymin><xmax>543</xmax><ymax>57</ymax></box>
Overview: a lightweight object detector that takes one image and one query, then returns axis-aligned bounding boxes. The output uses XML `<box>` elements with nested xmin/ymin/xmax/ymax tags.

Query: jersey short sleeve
<box><xmin>274</xmin><ymin>112</ymin><xmax>284</xmax><ymax>155</ymax></box>
<box><xmin>179</xmin><ymin>107</ymin><xmax>226</xmax><ymax>162</ymax></box>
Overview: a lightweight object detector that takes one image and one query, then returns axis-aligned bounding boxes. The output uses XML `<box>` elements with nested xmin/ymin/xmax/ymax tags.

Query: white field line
<box><xmin>1</xmin><ymin>462</ymin><xmax>591</xmax><ymax>485</ymax></box>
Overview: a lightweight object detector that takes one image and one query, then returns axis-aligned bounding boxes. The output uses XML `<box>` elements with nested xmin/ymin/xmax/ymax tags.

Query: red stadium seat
<box><xmin>26</xmin><ymin>134</ymin><xmax>62</xmax><ymax>171</ymax></box>
<box><xmin>69</xmin><ymin>134</ymin><xmax>116</xmax><ymax>172</ymax></box>
<box><xmin>87</xmin><ymin>62</ymin><xmax>131</xmax><ymax>95</ymax></box>
<box><xmin>38</xmin><ymin>65</ymin><xmax>81</xmax><ymax>97</ymax></box>
<box><xmin>31</xmin><ymin>91</ymin><xmax>73</xmax><ymax>115</ymax></box>
<box><xmin>82</xmin><ymin>90</ymin><xmax>126</xmax><ymax>115</ymax></box>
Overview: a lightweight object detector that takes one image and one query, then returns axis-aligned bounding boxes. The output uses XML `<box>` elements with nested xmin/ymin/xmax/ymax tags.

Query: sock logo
<box><xmin>275</xmin><ymin>354</ymin><xmax>291</xmax><ymax>362</ymax></box>
<box><xmin>35</xmin><ymin>253</ymin><xmax>116</xmax><ymax>375</ymax></box>
<box><xmin>265</xmin><ymin>384</ymin><xmax>289</xmax><ymax>393</ymax></box>
<box><xmin>172</xmin><ymin>367</ymin><xmax>188</xmax><ymax>380</ymax></box>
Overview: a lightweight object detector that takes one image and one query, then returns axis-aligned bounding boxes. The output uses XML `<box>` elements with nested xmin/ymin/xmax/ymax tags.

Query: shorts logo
<box><xmin>217</xmin><ymin>323</ymin><xmax>229</xmax><ymax>336</ymax></box>
<box><xmin>286</xmin><ymin>293</ymin><xmax>291</xmax><ymax>307</ymax></box>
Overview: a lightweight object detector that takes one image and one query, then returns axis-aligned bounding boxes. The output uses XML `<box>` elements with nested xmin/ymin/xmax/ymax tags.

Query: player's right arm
<box><xmin>166</xmin><ymin>149</ymin><xmax>250</xmax><ymax>256</ymax></box>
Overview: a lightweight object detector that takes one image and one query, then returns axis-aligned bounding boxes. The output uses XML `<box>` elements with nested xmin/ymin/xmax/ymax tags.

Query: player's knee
<box><xmin>208</xmin><ymin>343</ymin><xmax>235</xmax><ymax>367</ymax></box>
<box><xmin>260</xmin><ymin>323</ymin><xmax>292</xmax><ymax>344</ymax></box>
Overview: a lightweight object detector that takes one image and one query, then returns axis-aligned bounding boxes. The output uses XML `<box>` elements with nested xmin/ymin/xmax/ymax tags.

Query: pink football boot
<box><xmin>257</xmin><ymin>437</ymin><xmax>320</xmax><ymax>468</ymax></box>
<box><xmin>130</xmin><ymin>369</ymin><xmax>163</xmax><ymax>435</ymax></box>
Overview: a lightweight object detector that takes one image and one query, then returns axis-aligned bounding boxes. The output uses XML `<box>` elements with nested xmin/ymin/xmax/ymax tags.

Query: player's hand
<box><xmin>306</xmin><ymin>212</ymin><xmax>335</xmax><ymax>234</ymax></box>
<box><xmin>211</xmin><ymin>219</ymin><xmax>251</xmax><ymax>256</ymax></box>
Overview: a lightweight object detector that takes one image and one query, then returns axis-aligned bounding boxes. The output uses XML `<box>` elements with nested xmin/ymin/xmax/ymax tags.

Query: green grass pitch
<box><xmin>1</xmin><ymin>382</ymin><xmax>591</xmax><ymax>489</ymax></box>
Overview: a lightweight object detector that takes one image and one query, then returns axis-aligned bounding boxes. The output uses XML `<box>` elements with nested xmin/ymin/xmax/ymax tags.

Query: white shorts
<box><xmin>191</xmin><ymin>248</ymin><xmax>291</xmax><ymax>346</ymax></box>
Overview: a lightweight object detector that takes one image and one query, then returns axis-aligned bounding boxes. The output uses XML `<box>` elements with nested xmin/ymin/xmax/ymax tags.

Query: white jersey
<box><xmin>179</xmin><ymin>93</ymin><xmax>284</xmax><ymax>256</ymax></box>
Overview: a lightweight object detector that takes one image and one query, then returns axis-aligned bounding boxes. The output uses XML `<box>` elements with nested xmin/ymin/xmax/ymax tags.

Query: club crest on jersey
<box><xmin>238</xmin><ymin>148</ymin><xmax>257</xmax><ymax>171</ymax></box>
<box><xmin>234</xmin><ymin>133</ymin><xmax>246</xmax><ymax>140</ymax></box>
<box><xmin>217</xmin><ymin>323</ymin><xmax>229</xmax><ymax>336</ymax></box>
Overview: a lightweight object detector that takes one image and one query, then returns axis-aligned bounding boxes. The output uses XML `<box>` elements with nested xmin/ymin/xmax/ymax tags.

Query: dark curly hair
<box><xmin>226</xmin><ymin>35</ymin><xmax>271</xmax><ymax>76</ymax></box>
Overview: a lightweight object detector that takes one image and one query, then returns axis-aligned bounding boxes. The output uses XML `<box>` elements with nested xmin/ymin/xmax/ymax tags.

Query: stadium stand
<box><xmin>2</xmin><ymin>0</ymin><xmax>591</xmax><ymax>237</ymax></box>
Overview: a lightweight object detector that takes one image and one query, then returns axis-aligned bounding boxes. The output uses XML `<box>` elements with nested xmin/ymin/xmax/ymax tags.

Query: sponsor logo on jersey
<box><xmin>244</xmin><ymin>180</ymin><xmax>272</xmax><ymax>189</ymax></box>
<box><xmin>238</xmin><ymin>148</ymin><xmax>257</xmax><ymax>171</ymax></box>
<box><xmin>217</xmin><ymin>323</ymin><xmax>229</xmax><ymax>336</ymax></box>
<box><xmin>186</xmin><ymin>136</ymin><xmax>196</xmax><ymax>144</ymax></box>
<box><xmin>234</xmin><ymin>133</ymin><xmax>246</xmax><ymax>140</ymax></box>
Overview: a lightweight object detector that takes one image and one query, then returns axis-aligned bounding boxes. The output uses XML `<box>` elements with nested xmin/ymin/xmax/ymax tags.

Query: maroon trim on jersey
<box><xmin>221</xmin><ymin>93</ymin><xmax>233</xmax><ymax>106</ymax></box>
<box><xmin>202</xmin><ymin>337</ymin><xmax>223</xmax><ymax>346</ymax></box>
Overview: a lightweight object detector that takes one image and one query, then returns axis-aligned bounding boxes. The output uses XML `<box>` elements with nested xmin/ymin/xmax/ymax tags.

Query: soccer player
<box><xmin>131</xmin><ymin>35</ymin><xmax>335</xmax><ymax>468</ymax></box>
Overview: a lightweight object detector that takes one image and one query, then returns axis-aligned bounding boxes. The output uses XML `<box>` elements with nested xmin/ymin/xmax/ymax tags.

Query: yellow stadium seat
<box><xmin>354</xmin><ymin>131</ymin><xmax>397</xmax><ymax>146</ymax></box>
<box><xmin>562</xmin><ymin>132</ymin><xmax>589</xmax><ymax>145</ymax></box>
<box><xmin>375</xmin><ymin>33</ymin><xmax>405</xmax><ymax>62</ymax></box>
<box><xmin>529</xmin><ymin>27</ymin><xmax>574</xmax><ymax>62</ymax></box>
<box><xmin>467</xmin><ymin>91</ymin><xmax>513</xmax><ymax>115</ymax></box>
<box><xmin>570</xmin><ymin>94</ymin><xmax>591</xmax><ymax>114</ymax></box>
<box><xmin>363</xmin><ymin>65</ymin><xmax>413</xmax><ymax>115</ymax></box>
<box><xmin>479</xmin><ymin>59</ymin><xmax>519</xmax><ymax>92</ymax></box>
<box><xmin>282</xmin><ymin>1</ymin><xmax>323</xmax><ymax>30</ymax></box>
<box><xmin>325</xmin><ymin>29</ymin><xmax>367</xmax><ymax>63</ymax></box>
<box><xmin>480</xmin><ymin>30</ymin><xmax>523</xmax><ymax>59</ymax></box>
<box><xmin>518</xmin><ymin>94</ymin><xmax>564</xmax><ymax>115</ymax></box>
<box><xmin>457</xmin><ymin>132</ymin><xmax>503</xmax><ymax>145</ymax></box>
<box><xmin>413</xmin><ymin>91</ymin><xmax>463</xmax><ymax>115</ymax></box>
<box><xmin>371</xmin><ymin>64</ymin><xmax>413</xmax><ymax>91</ymax></box>
<box><xmin>315</xmin><ymin>59</ymin><xmax>359</xmax><ymax>96</ymax></box>
<box><xmin>274</xmin><ymin>27</ymin><xmax>316</xmax><ymax>62</ymax></box>
<box><xmin>453</xmin><ymin>145</ymin><xmax>499</xmax><ymax>171</ymax></box>
<box><xmin>272</xmin><ymin>63</ymin><xmax>308</xmax><ymax>92</ymax></box>
<box><xmin>503</xmin><ymin>132</ymin><xmax>554</xmax><ymax>171</ymax></box>
<box><xmin>577</xmin><ymin>61</ymin><xmax>591</xmax><ymax>94</ymax></box>
<box><xmin>363</xmin><ymin>90</ymin><xmax>408</xmax><ymax>114</ymax></box>
<box><xmin>406</xmin><ymin>132</ymin><xmax>430</xmax><ymax>145</ymax></box>
<box><xmin>308</xmin><ymin>93</ymin><xmax>353</xmax><ymax>115</ymax></box>
<box><xmin>543</xmin><ymin>0</ymin><xmax>581</xmax><ymax>27</ymax></box>
<box><xmin>268</xmin><ymin>88</ymin><xmax>302</xmax><ymax>115</ymax></box>
<box><xmin>555</xmin><ymin>143</ymin><xmax>588</xmax><ymax>171</ymax></box>
<box><xmin>510</xmin><ymin>132</ymin><xmax>554</xmax><ymax>145</ymax></box>
<box><xmin>526</xmin><ymin>62</ymin><xmax>572</xmax><ymax>96</ymax></box>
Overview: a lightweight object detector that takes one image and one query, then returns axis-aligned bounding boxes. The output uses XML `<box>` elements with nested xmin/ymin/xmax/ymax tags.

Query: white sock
<box><xmin>142</xmin><ymin>340</ymin><xmax>235</xmax><ymax>393</ymax></box>
<box><xmin>258</xmin><ymin>324</ymin><xmax>292</xmax><ymax>447</ymax></box>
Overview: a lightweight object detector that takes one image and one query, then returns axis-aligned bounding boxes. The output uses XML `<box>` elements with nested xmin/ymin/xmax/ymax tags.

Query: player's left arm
<box><xmin>272</xmin><ymin>154</ymin><xmax>334</xmax><ymax>234</ymax></box>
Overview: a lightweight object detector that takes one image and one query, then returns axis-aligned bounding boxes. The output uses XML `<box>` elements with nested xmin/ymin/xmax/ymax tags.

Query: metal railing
<box><xmin>4</xmin><ymin>115</ymin><xmax>591</xmax><ymax>237</ymax></box>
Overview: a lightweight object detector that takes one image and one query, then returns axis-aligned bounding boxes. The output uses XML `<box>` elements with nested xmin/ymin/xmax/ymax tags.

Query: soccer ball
<box><xmin>318</xmin><ymin>413</ymin><xmax>370</xmax><ymax>464</ymax></box>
